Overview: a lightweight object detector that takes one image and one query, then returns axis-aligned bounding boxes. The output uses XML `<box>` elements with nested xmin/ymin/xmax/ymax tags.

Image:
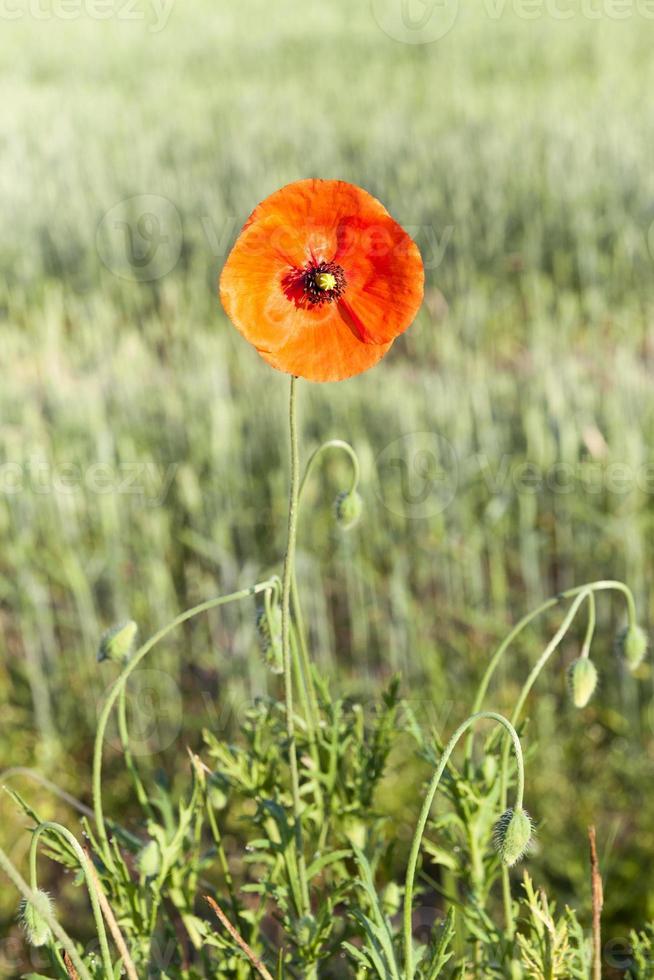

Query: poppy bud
<box><xmin>21</xmin><ymin>890</ymin><xmax>54</xmax><ymax>947</ymax></box>
<box><xmin>97</xmin><ymin>620</ymin><xmax>138</xmax><ymax>664</ymax></box>
<box><xmin>334</xmin><ymin>489</ymin><xmax>363</xmax><ymax>530</ymax></box>
<box><xmin>493</xmin><ymin>807</ymin><xmax>532</xmax><ymax>866</ymax></box>
<box><xmin>256</xmin><ymin>601</ymin><xmax>283</xmax><ymax>674</ymax></box>
<box><xmin>568</xmin><ymin>657</ymin><xmax>598</xmax><ymax>708</ymax></box>
<box><xmin>137</xmin><ymin>840</ymin><xmax>161</xmax><ymax>878</ymax></box>
<box><xmin>616</xmin><ymin>624</ymin><xmax>648</xmax><ymax>672</ymax></box>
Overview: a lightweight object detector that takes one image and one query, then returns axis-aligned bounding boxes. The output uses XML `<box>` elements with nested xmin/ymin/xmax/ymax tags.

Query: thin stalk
<box><xmin>499</xmin><ymin>589</ymin><xmax>589</xmax><ymax>938</ymax></box>
<box><xmin>581</xmin><ymin>591</ymin><xmax>596</xmax><ymax>658</ymax></box>
<box><xmin>118</xmin><ymin>686</ymin><xmax>156</xmax><ymax>820</ymax></box>
<box><xmin>403</xmin><ymin>712</ymin><xmax>525</xmax><ymax>980</ymax></box>
<box><xmin>298</xmin><ymin>438</ymin><xmax>360</xmax><ymax>502</ymax></box>
<box><xmin>83</xmin><ymin>846</ymin><xmax>139</xmax><ymax>980</ymax></box>
<box><xmin>29</xmin><ymin>822</ymin><xmax>114</xmax><ymax>978</ymax></box>
<box><xmin>465</xmin><ymin>580</ymin><xmax>636</xmax><ymax>764</ymax></box>
<box><xmin>93</xmin><ymin>579</ymin><xmax>277</xmax><ymax>871</ymax></box>
<box><xmin>291</xmin><ymin>574</ymin><xmax>321</xmax><ymax>732</ymax></box>
<box><xmin>0</xmin><ymin>842</ymin><xmax>92</xmax><ymax>980</ymax></box>
<box><xmin>294</xmin><ymin>436</ymin><xmax>360</xmax><ymax>728</ymax></box>
<box><xmin>281</xmin><ymin>376</ymin><xmax>310</xmax><ymax>917</ymax></box>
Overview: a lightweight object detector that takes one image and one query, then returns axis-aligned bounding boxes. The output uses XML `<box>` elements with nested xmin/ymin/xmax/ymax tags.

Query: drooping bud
<box><xmin>21</xmin><ymin>890</ymin><xmax>54</xmax><ymax>947</ymax></box>
<box><xmin>137</xmin><ymin>839</ymin><xmax>161</xmax><ymax>878</ymax></box>
<box><xmin>334</xmin><ymin>489</ymin><xmax>363</xmax><ymax>530</ymax></box>
<box><xmin>256</xmin><ymin>600</ymin><xmax>283</xmax><ymax>674</ymax></box>
<box><xmin>616</xmin><ymin>624</ymin><xmax>648</xmax><ymax>672</ymax></box>
<box><xmin>568</xmin><ymin>657</ymin><xmax>598</xmax><ymax>708</ymax></box>
<box><xmin>493</xmin><ymin>807</ymin><xmax>532</xmax><ymax>866</ymax></box>
<box><xmin>97</xmin><ymin>620</ymin><xmax>138</xmax><ymax>664</ymax></box>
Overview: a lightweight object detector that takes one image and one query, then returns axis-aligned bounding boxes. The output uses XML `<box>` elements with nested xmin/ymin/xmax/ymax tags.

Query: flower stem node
<box><xmin>21</xmin><ymin>890</ymin><xmax>54</xmax><ymax>947</ymax></box>
<box><xmin>334</xmin><ymin>489</ymin><xmax>363</xmax><ymax>530</ymax></box>
<box><xmin>493</xmin><ymin>807</ymin><xmax>532</xmax><ymax>867</ymax></box>
<box><xmin>97</xmin><ymin>620</ymin><xmax>138</xmax><ymax>664</ymax></box>
<box><xmin>568</xmin><ymin>657</ymin><xmax>599</xmax><ymax>708</ymax></box>
<box><xmin>617</xmin><ymin>623</ymin><xmax>648</xmax><ymax>671</ymax></box>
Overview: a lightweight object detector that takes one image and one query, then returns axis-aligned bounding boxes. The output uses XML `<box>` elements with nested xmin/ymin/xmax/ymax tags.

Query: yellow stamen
<box><xmin>315</xmin><ymin>271</ymin><xmax>337</xmax><ymax>291</ymax></box>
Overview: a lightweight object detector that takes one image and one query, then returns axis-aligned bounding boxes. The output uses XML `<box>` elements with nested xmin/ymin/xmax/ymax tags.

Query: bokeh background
<box><xmin>1</xmin><ymin>0</ymin><xmax>654</xmax><ymax>972</ymax></box>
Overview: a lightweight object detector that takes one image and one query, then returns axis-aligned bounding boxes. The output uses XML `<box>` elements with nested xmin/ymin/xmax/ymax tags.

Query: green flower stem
<box><xmin>291</xmin><ymin>574</ymin><xmax>321</xmax><ymax>734</ymax></box>
<box><xmin>93</xmin><ymin>578</ymin><xmax>278</xmax><ymax>872</ymax></box>
<box><xmin>465</xmin><ymin>579</ymin><xmax>637</xmax><ymax>765</ymax></box>
<box><xmin>581</xmin><ymin>591</ymin><xmax>596</xmax><ymax>658</ymax></box>
<box><xmin>498</xmin><ymin>588</ymin><xmax>589</xmax><ymax>939</ymax></box>
<box><xmin>0</xmin><ymin>842</ymin><xmax>92</xmax><ymax>980</ymax></box>
<box><xmin>293</xmin><ymin>437</ymin><xmax>360</xmax><ymax>731</ymax></box>
<box><xmin>298</xmin><ymin>438</ymin><xmax>360</xmax><ymax>501</ymax></box>
<box><xmin>118</xmin><ymin>686</ymin><xmax>156</xmax><ymax>821</ymax></box>
<box><xmin>403</xmin><ymin>711</ymin><xmax>525</xmax><ymax>980</ymax></box>
<box><xmin>29</xmin><ymin>821</ymin><xmax>114</xmax><ymax>978</ymax></box>
<box><xmin>282</xmin><ymin>376</ymin><xmax>311</xmax><ymax>917</ymax></box>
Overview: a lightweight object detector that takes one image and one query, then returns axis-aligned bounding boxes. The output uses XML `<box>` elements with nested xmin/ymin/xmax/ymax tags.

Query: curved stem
<box><xmin>282</xmin><ymin>376</ymin><xmax>310</xmax><ymax>916</ymax></box>
<box><xmin>403</xmin><ymin>711</ymin><xmax>525</xmax><ymax>980</ymax></box>
<box><xmin>498</xmin><ymin>589</ymin><xmax>590</xmax><ymax>938</ymax></box>
<box><xmin>465</xmin><ymin>580</ymin><xmax>637</xmax><ymax>764</ymax></box>
<box><xmin>29</xmin><ymin>822</ymin><xmax>114</xmax><ymax>978</ymax></box>
<box><xmin>294</xmin><ymin>437</ymin><xmax>360</xmax><ymax>727</ymax></box>
<box><xmin>0</xmin><ymin>842</ymin><xmax>93</xmax><ymax>980</ymax></box>
<box><xmin>298</xmin><ymin>438</ymin><xmax>360</xmax><ymax>503</ymax></box>
<box><xmin>93</xmin><ymin>579</ymin><xmax>277</xmax><ymax>871</ymax></box>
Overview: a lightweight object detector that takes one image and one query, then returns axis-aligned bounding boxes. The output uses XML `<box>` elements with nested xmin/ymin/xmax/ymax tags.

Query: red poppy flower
<box><xmin>219</xmin><ymin>179</ymin><xmax>424</xmax><ymax>382</ymax></box>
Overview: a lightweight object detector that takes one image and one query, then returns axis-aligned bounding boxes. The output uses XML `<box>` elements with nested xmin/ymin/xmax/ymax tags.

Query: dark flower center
<box><xmin>301</xmin><ymin>260</ymin><xmax>347</xmax><ymax>306</ymax></box>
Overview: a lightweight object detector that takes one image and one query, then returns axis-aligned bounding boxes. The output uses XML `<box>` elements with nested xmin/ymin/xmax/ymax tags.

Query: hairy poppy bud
<box><xmin>97</xmin><ymin>620</ymin><xmax>138</xmax><ymax>664</ymax></box>
<box><xmin>617</xmin><ymin>624</ymin><xmax>648</xmax><ymax>672</ymax></box>
<box><xmin>493</xmin><ymin>807</ymin><xmax>532</xmax><ymax>866</ymax></box>
<box><xmin>21</xmin><ymin>890</ymin><xmax>54</xmax><ymax>947</ymax></box>
<box><xmin>256</xmin><ymin>600</ymin><xmax>283</xmax><ymax>674</ymax></box>
<box><xmin>137</xmin><ymin>840</ymin><xmax>161</xmax><ymax>878</ymax></box>
<box><xmin>334</xmin><ymin>489</ymin><xmax>363</xmax><ymax>530</ymax></box>
<box><xmin>568</xmin><ymin>657</ymin><xmax>598</xmax><ymax>708</ymax></box>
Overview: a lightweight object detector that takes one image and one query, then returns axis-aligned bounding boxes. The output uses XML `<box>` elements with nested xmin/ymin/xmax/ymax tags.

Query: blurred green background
<box><xmin>1</xmin><ymin>0</ymin><xmax>654</xmax><ymax>971</ymax></box>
